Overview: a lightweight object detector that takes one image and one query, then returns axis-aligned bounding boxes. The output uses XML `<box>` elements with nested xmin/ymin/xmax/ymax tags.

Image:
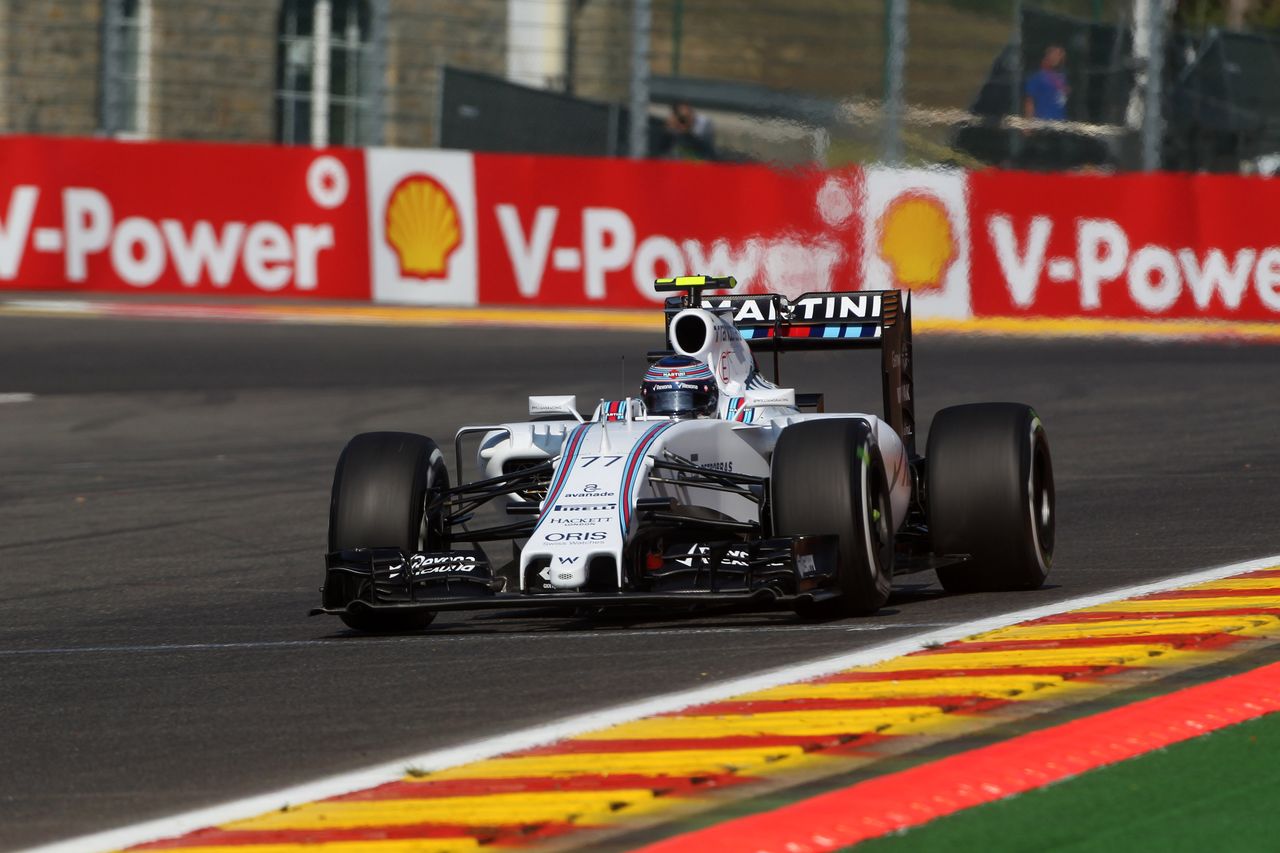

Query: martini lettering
<box><xmin>701</xmin><ymin>292</ymin><xmax>882</xmax><ymax>324</ymax></box>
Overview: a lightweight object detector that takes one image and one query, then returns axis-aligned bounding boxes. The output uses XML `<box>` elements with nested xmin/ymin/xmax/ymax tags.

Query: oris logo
<box><xmin>544</xmin><ymin>531</ymin><xmax>607</xmax><ymax>542</ymax></box>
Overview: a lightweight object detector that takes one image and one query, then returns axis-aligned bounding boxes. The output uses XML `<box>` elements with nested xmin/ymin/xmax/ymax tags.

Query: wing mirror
<box><xmin>740</xmin><ymin>388</ymin><xmax>796</xmax><ymax>409</ymax></box>
<box><xmin>528</xmin><ymin>395</ymin><xmax>584</xmax><ymax>422</ymax></box>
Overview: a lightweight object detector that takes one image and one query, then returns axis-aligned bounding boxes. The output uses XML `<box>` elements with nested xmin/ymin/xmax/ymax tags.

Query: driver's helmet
<box><xmin>641</xmin><ymin>356</ymin><xmax>719</xmax><ymax>419</ymax></box>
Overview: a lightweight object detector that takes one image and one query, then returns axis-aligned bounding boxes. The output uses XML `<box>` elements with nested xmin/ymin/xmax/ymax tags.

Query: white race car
<box><xmin>315</xmin><ymin>276</ymin><xmax>1055</xmax><ymax>631</ymax></box>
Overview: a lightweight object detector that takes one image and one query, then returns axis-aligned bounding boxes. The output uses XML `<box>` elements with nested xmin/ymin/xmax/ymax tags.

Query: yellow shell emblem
<box><xmin>384</xmin><ymin>175</ymin><xmax>462</xmax><ymax>280</ymax></box>
<box><xmin>877</xmin><ymin>192</ymin><xmax>955</xmax><ymax>292</ymax></box>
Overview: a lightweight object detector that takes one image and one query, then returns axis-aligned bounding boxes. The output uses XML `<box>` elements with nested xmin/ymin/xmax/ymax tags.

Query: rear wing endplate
<box><xmin>663</xmin><ymin>289</ymin><xmax>916</xmax><ymax>456</ymax></box>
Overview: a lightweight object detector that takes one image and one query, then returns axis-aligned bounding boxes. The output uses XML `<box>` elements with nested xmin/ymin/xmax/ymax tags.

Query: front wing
<box><xmin>311</xmin><ymin>534</ymin><xmax>841</xmax><ymax>618</ymax></box>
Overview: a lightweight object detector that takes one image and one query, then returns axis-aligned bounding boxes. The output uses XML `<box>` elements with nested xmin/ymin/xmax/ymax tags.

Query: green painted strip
<box><xmin>852</xmin><ymin>711</ymin><xmax>1280</xmax><ymax>853</ymax></box>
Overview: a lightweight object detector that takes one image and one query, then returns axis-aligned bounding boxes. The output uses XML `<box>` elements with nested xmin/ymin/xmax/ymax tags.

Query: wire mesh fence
<box><xmin>2</xmin><ymin>0</ymin><xmax>1279</xmax><ymax>172</ymax></box>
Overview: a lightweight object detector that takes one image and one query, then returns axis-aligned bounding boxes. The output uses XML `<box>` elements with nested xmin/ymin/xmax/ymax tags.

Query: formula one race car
<box><xmin>313</xmin><ymin>276</ymin><xmax>1054</xmax><ymax>631</ymax></box>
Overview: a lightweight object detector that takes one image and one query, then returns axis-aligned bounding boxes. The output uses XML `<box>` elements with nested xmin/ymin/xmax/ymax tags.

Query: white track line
<box><xmin>0</xmin><ymin>624</ymin><xmax>953</xmax><ymax>657</ymax></box>
<box><xmin>20</xmin><ymin>552</ymin><xmax>1280</xmax><ymax>853</ymax></box>
<box><xmin>0</xmin><ymin>393</ymin><xmax>34</xmax><ymax>404</ymax></box>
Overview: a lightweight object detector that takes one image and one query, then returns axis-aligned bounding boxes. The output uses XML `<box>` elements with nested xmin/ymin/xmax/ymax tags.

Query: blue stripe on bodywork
<box><xmin>618</xmin><ymin>421</ymin><xmax>676</xmax><ymax>537</ymax></box>
<box><xmin>532</xmin><ymin>423</ymin><xmax>592</xmax><ymax>536</ymax></box>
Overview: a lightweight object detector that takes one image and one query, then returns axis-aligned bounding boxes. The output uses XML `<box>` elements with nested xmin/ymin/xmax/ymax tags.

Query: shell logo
<box><xmin>384</xmin><ymin>174</ymin><xmax>462</xmax><ymax>280</ymax></box>
<box><xmin>877</xmin><ymin>191</ymin><xmax>956</xmax><ymax>292</ymax></box>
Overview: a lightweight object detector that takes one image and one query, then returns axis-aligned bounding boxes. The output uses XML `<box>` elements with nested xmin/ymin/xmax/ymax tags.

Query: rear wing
<box><xmin>663</xmin><ymin>288</ymin><xmax>916</xmax><ymax>456</ymax></box>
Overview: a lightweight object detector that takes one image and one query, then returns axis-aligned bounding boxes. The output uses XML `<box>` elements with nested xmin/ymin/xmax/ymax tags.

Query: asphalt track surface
<box><xmin>1</xmin><ymin>311</ymin><xmax>1279</xmax><ymax>850</ymax></box>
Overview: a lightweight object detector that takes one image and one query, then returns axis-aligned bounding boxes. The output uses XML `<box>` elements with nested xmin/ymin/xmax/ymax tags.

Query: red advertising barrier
<box><xmin>0</xmin><ymin>136</ymin><xmax>369</xmax><ymax>299</ymax></box>
<box><xmin>472</xmin><ymin>153</ymin><xmax>866</xmax><ymax>308</ymax></box>
<box><xmin>970</xmin><ymin>170</ymin><xmax>1280</xmax><ymax>321</ymax></box>
<box><xmin>5</xmin><ymin>135</ymin><xmax>1280</xmax><ymax>326</ymax></box>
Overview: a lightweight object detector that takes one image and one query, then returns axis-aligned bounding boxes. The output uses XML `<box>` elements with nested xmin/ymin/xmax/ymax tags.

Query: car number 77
<box><xmin>579</xmin><ymin>455</ymin><xmax>623</xmax><ymax>467</ymax></box>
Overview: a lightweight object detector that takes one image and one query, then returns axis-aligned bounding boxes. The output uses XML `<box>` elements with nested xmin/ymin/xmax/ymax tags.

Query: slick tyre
<box><xmin>772</xmin><ymin>419</ymin><xmax>894</xmax><ymax>617</ymax></box>
<box><xmin>327</xmin><ymin>432</ymin><xmax>450</xmax><ymax>632</ymax></box>
<box><xmin>928</xmin><ymin>403</ymin><xmax>1054</xmax><ymax>593</ymax></box>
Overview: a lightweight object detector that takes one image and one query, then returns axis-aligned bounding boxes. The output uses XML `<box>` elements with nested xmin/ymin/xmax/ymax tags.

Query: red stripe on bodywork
<box><xmin>619</xmin><ymin>421</ymin><xmax>673</xmax><ymax>532</ymax></box>
<box><xmin>632</xmin><ymin>662</ymin><xmax>1280</xmax><ymax>853</ymax></box>
<box><xmin>533</xmin><ymin>425</ymin><xmax>592</xmax><ymax>538</ymax></box>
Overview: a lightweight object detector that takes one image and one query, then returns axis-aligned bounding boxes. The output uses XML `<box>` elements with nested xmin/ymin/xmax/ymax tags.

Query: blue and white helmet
<box><xmin>641</xmin><ymin>355</ymin><xmax>719</xmax><ymax>419</ymax></box>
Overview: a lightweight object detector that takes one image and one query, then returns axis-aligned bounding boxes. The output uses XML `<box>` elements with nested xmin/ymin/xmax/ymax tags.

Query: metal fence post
<box><xmin>433</xmin><ymin>62</ymin><xmax>446</xmax><ymax>149</ymax></box>
<box><xmin>311</xmin><ymin>0</ymin><xmax>332</xmax><ymax>147</ymax></box>
<box><xmin>1141</xmin><ymin>0</ymin><xmax>1166</xmax><ymax>171</ymax></box>
<box><xmin>881</xmin><ymin>0</ymin><xmax>908</xmax><ymax>164</ymax></box>
<box><xmin>607</xmin><ymin>102</ymin><xmax>620</xmax><ymax>156</ymax></box>
<box><xmin>99</xmin><ymin>0</ymin><xmax>123</xmax><ymax>135</ymax></box>
<box><xmin>564</xmin><ymin>0</ymin><xmax>577</xmax><ymax>95</ymax></box>
<box><xmin>629</xmin><ymin>0</ymin><xmax>652</xmax><ymax>159</ymax></box>
<box><xmin>366</xmin><ymin>0</ymin><xmax>390</xmax><ymax>146</ymax></box>
<box><xmin>1008</xmin><ymin>0</ymin><xmax>1024</xmax><ymax>165</ymax></box>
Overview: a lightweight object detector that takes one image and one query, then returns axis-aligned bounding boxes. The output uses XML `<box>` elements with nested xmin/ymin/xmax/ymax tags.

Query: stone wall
<box><xmin>0</xmin><ymin>0</ymin><xmax>509</xmax><ymax>145</ymax></box>
<box><xmin>0</xmin><ymin>1</ymin><xmax>102</xmax><ymax>135</ymax></box>
<box><xmin>384</xmin><ymin>0</ymin><xmax>507</xmax><ymax>148</ymax></box>
<box><xmin>150</xmin><ymin>1</ymin><xmax>277</xmax><ymax>141</ymax></box>
<box><xmin>567</xmin><ymin>0</ymin><xmax>630</xmax><ymax>104</ymax></box>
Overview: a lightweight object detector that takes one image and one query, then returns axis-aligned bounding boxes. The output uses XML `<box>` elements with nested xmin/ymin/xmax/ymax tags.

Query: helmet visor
<box><xmin>644</xmin><ymin>388</ymin><xmax>715</xmax><ymax>417</ymax></box>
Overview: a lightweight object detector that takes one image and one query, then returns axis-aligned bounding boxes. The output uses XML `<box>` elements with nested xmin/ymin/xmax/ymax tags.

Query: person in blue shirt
<box><xmin>1024</xmin><ymin>45</ymin><xmax>1069</xmax><ymax>121</ymax></box>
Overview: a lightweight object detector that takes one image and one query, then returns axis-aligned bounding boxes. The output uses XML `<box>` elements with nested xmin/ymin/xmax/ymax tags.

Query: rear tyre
<box><xmin>772</xmin><ymin>419</ymin><xmax>894</xmax><ymax>617</ymax></box>
<box><xmin>928</xmin><ymin>403</ymin><xmax>1054</xmax><ymax>593</ymax></box>
<box><xmin>327</xmin><ymin>431</ymin><xmax>450</xmax><ymax>632</ymax></box>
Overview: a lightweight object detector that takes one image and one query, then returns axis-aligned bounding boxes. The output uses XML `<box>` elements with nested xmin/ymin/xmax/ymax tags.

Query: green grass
<box><xmin>853</xmin><ymin>711</ymin><xmax>1280</xmax><ymax>852</ymax></box>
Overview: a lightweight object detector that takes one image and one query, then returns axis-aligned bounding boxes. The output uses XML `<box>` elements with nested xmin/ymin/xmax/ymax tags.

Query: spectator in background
<box><xmin>1024</xmin><ymin>45</ymin><xmax>1069</xmax><ymax>121</ymax></box>
<box><xmin>658</xmin><ymin>102</ymin><xmax>716</xmax><ymax>160</ymax></box>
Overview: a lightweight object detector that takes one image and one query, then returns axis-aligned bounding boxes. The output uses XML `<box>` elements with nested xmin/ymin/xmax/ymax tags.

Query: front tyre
<box><xmin>327</xmin><ymin>431</ymin><xmax>450</xmax><ymax>632</ymax></box>
<box><xmin>927</xmin><ymin>403</ymin><xmax>1054</xmax><ymax>593</ymax></box>
<box><xmin>772</xmin><ymin>419</ymin><xmax>894</xmax><ymax>617</ymax></box>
